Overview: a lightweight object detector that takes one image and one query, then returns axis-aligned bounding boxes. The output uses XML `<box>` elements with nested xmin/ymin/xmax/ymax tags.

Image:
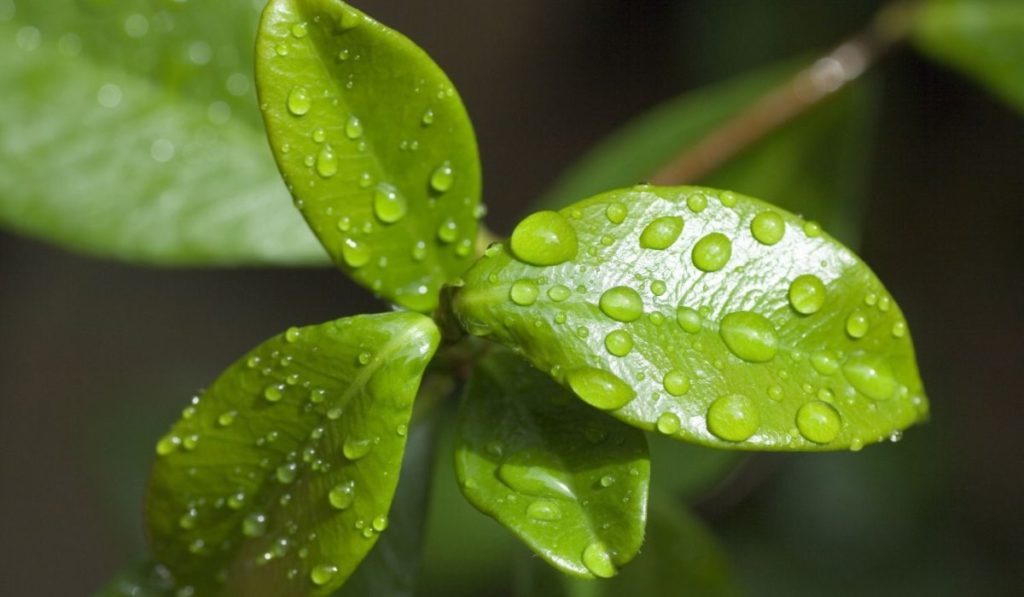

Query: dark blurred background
<box><xmin>1</xmin><ymin>0</ymin><xmax>1022</xmax><ymax>595</ymax></box>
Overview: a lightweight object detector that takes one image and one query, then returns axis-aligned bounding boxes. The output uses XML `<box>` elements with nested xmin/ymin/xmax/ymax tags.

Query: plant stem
<box><xmin>650</xmin><ymin>0</ymin><xmax>920</xmax><ymax>186</ymax></box>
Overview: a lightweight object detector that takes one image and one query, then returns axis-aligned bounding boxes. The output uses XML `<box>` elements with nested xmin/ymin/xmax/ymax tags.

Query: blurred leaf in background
<box><xmin>0</xmin><ymin>0</ymin><xmax>325</xmax><ymax>265</ymax></box>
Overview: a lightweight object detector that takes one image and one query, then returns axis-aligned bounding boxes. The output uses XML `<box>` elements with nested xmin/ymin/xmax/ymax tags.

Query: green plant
<box><xmin>3</xmin><ymin>0</ymin><xmax>1022</xmax><ymax>595</ymax></box>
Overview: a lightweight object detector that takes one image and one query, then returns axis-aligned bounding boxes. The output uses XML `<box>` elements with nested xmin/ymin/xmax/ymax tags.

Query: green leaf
<box><xmin>95</xmin><ymin>561</ymin><xmax>177</xmax><ymax>597</ymax></box>
<box><xmin>516</xmin><ymin>496</ymin><xmax>739</xmax><ymax>597</ymax></box>
<box><xmin>256</xmin><ymin>0</ymin><xmax>482</xmax><ymax>312</ymax></box>
<box><xmin>455</xmin><ymin>347</ymin><xmax>649</xmax><ymax>579</ymax></box>
<box><xmin>333</xmin><ymin>374</ymin><xmax>452</xmax><ymax>597</ymax></box>
<box><xmin>451</xmin><ymin>186</ymin><xmax>929</xmax><ymax>451</ymax></box>
<box><xmin>146</xmin><ymin>312</ymin><xmax>440</xmax><ymax>596</ymax></box>
<box><xmin>0</xmin><ymin>0</ymin><xmax>327</xmax><ymax>265</ymax></box>
<box><xmin>534</xmin><ymin>61</ymin><xmax>876</xmax><ymax>246</ymax></box>
<box><xmin>914</xmin><ymin>0</ymin><xmax>1024</xmax><ymax>114</ymax></box>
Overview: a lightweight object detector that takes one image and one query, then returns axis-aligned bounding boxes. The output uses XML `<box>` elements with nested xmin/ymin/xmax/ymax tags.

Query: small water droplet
<box><xmin>242</xmin><ymin>512</ymin><xmax>267</xmax><ymax>537</ymax></box>
<box><xmin>276</xmin><ymin>463</ymin><xmax>298</xmax><ymax>484</ymax></box>
<box><xmin>341</xmin><ymin>238</ymin><xmax>372</xmax><ymax>268</ymax></box>
<box><xmin>509</xmin><ymin>279</ymin><xmax>539</xmax><ymax>306</ymax></box>
<box><xmin>691</xmin><ymin>233</ymin><xmax>732</xmax><ymax>272</ymax></box>
<box><xmin>663</xmin><ymin>370</ymin><xmax>691</xmax><ymax>396</ymax></box>
<box><xmin>751</xmin><ymin>211</ymin><xmax>786</xmax><ymax>245</ymax></box>
<box><xmin>526</xmin><ymin>499</ymin><xmax>561</xmax><ymax>521</ymax></box>
<box><xmin>687</xmin><ymin>193</ymin><xmax>708</xmax><ymax>213</ymax></box>
<box><xmin>437</xmin><ymin>219</ymin><xmax>458</xmax><ymax>243</ymax></box>
<box><xmin>719</xmin><ymin>311</ymin><xmax>778</xmax><ymax>362</ymax></box>
<box><xmin>345</xmin><ymin>115</ymin><xmax>363</xmax><ymax>139</ymax></box>
<box><xmin>803</xmin><ymin>221</ymin><xmax>822</xmax><ymax>237</ymax></box>
<box><xmin>582</xmin><ymin>542</ymin><xmax>616</xmax><ymax>578</ymax></box>
<box><xmin>788</xmin><ymin>274</ymin><xmax>827</xmax><ymax>314</ymax></box>
<box><xmin>605</xmin><ymin>202</ymin><xmax>628</xmax><ymax>224</ymax></box>
<box><xmin>343</xmin><ymin>437</ymin><xmax>372</xmax><ymax>460</ymax></box>
<box><xmin>287</xmin><ymin>87</ymin><xmax>311</xmax><ymax>116</ymax></box>
<box><xmin>310</xmin><ymin>564</ymin><xmax>338</xmax><ymax>586</ymax></box>
<box><xmin>509</xmin><ymin>211</ymin><xmax>578</xmax><ymax>266</ymax></box>
<box><xmin>639</xmin><ymin>216</ymin><xmax>684</xmax><ymax>250</ymax></box>
<box><xmin>329</xmin><ymin>481</ymin><xmax>356</xmax><ymax>510</ymax></box>
<box><xmin>547</xmin><ymin>284</ymin><xmax>571</xmax><ymax>302</ymax></box>
<box><xmin>768</xmin><ymin>385</ymin><xmax>784</xmax><ymax>401</ymax></box>
<box><xmin>429</xmin><ymin>162</ymin><xmax>454</xmax><ymax>192</ymax></box>
<box><xmin>676</xmin><ymin>306</ymin><xmax>702</xmax><ymax>333</ymax></box>
<box><xmin>291</xmin><ymin>22</ymin><xmax>308</xmax><ymax>38</ymax></box>
<box><xmin>706</xmin><ymin>394</ymin><xmax>760</xmax><ymax>442</ymax></box>
<box><xmin>567</xmin><ymin>368</ymin><xmax>635</xmax><ymax>410</ymax></box>
<box><xmin>656</xmin><ymin>412</ymin><xmax>681</xmax><ymax>435</ymax></box>
<box><xmin>315</xmin><ymin>145</ymin><xmax>338</xmax><ymax>178</ymax></box>
<box><xmin>891</xmin><ymin>321</ymin><xmax>907</xmax><ymax>338</ymax></box>
<box><xmin>845</xmin><ymin>309</ymin><xmax>870</xmax><ymax>338</ymax></box>
<box><xmin>373</xmin><ymin>185</ymin><xmax>408</xmax><ymax>223</ymax></box>
<box><xmin>796</xmin><ymin>401</ymin><xmax>842</xmax><ymax>444</ymax></box>
<box><xmin>810</xmin><ymin>351</ymin><xmax>840</xmax><ymax>375</ymax></box>
<box><xmin>264</xmin><ymin>384</ymin><xmax>284</xmax><ymax>402</ymax></box>
<box><xmin>411</xmin><ymin>241</ymin><xmax>427</xmax><ymax>261</ymax></box>
<box><xmin>599</xmin><ymin>286</ymin><xmax>643</xmax><ymax>322</ymax></box>
<box><xmin>604</xmin><ymin>329</ymin><xmax>633</xmax><ymax>357</ymax></box>
<box><xmin>650</xmin><ymin>280</ymin><xmax>668</xmax><ymax>296</ymax></box>
<box><xmin>842</xmin><ymin>355</ymin><xmax>896</xmax><ymax>400</ymax></box>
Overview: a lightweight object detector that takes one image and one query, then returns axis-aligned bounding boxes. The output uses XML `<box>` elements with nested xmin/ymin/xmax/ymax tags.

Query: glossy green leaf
<box><xmin>146</xmin><ymin>312</ymin><xmax>440</xmax><ymax>596</ymax></box>
<box><xmin>914</xmin><ymin>0</ymin><xmax>1024</xmax><ymax>114</ymax></box>
<box><xmin>535</xmin><ymin>61</ymin><xmax>876</xmax><ymax>245</ymax></box>
<box><xmin>516</xmin><ymin>496</ymin><xmax>739</xmax><ymax>597</ymax></box>
<box><xmin>0</xmin><ymin>0</ymin><xmax>326</xmax><ymax>265</ymax></box>
<box><xmin>455</xmin><ymin>348</ymin><xmax>649</xmax><ymax>578</ymax></box>
<box><xmin>451</xmin><ymin>186</ymin><xmax>929</xmax><ymax>451</ymax></box>
<box><xmin>256</xmin><ymin>0</ymin><xmax>482</xmax><ymax>312</ymax></box>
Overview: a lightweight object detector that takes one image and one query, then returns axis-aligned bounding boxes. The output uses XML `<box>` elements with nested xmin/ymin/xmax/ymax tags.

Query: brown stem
<box><xmin>650</xmin><ymin>0</ymin><xmax>920</xmax><ymax>186</ymax></box>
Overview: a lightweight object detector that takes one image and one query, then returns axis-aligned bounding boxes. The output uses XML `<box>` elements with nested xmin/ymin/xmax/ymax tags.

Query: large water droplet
<box><xmin>345</xmin><ymin>115</ymin><xmax>363</xmax><ymax>139</ymax></box>
<box><xmin>687</xmin><ymin>193</ymin><xmax>708</xmax><ymax>213</ymax></box>
<box><xmin>498</xmin><ymin>449</ymin><xmax>574</xmax><ymax>499</ymax></box>
<box><xmin>315</xmin><ymin>145</ymin><xmax>338</xmax><ymax>178</ymax></box>
<box><xmin>719</xmin><ymin>311</ymin><xmax>778</xmax><ymax>362</ymax></box>
<box><xmin>567</xmin><ymin>368</ymin><xmax>635</xmax><ymax>410</ymax></box>
<box><xmin>429</xmin><ymin>161</ymin><xmax>454</xmax><ymax>192</ymax></box>
<box><xmin>599</xmin><ymin>286</ymin><xmax>643</xmax><ymax>322</ymax></box>
<box><xmin>788</xmin><ymin>274</ymin><xmax>826</xmax><ymax>314</ymax></box>
<box><xmin>706</xmin><ymin>395</ymin><xmax>759</xmax><ymax>442</ymax></box>
<box><xmin>310</xmin><ymin>564</ymin><xmax>338</xmax><ymax>586</ymax></box>
<box><xmin>750</xmin><ymin>211</ymin><xmax>786</xmax><ymax>245</ymax></box>
<box><xmin>639</xmin><ymin>216</ymin><xmax>683</xmax><ymax>250</ymax></box>
<box><xmin>373</xmin><ymin>185</ymin><xmax>408</xmax><ymax>223</ymax></box>
<box><xmin>582</xmin><ymin>542</ymin><xmax>616</xmax><ymax>578</ymax></box>
<box><xmin>509</xmin><ymin>279</ymin><xmax>539</xmax><ymax>306</ymax></box>
<box><xmin>287</xmin><ymin>87</ymin><xmax>310</xmax><ymax>116</ymax></box>
<box><xmin>509</xmin><ymin>211</ymin><xmax>578</xmax><ymax>266</ymax></box>
<box><xmin>841</xmin><ymin>355</ymin><xmax>896</xmax><ymax>400</ymax></box>
<box><xmin>796</xmin><ymin>401</ymin><xmax>842</xmax><ymax>444</ymax></box>
<box><xmin>810</xmin><ymin>351</ymin><xmax>840</xmax><ymax>375</ymax></box>
<box><xmin>605</xmin><ymin>202</ymin><xmax>627</xmax><ymax>224</ymax></box>
<box><xmin>329</xmin><ymin>481</ymin><xmax>356</xmax><ymax>510</ymax></box>
<box><xmin>676</xmin><ymin>306</ymin><xmax>702</xmax><ymax>333</ymax></box>
<box><xmin>691</xmin><ymin>233</ymin><xmax>732</xmax><ymax>272</ymax></box>
<box><xmin>343</xmin><ymin>437</ymin><xmax>372</xmax><ymax>460</ymax></box>
<box><xmin>662</xmin><ymin>370</ymin><xmax>691</xmax><ymax>396</ymax></box>
<box><xmin>604</xmin><ymin>330</ymin><xmax>633</xmax><ymax>357</ymax></box>
<box><xmin>341</xmin><ymin>238</ymin><xmax>371</xmax><ymax>268</ymax></box>
<box><xmin>526</xmin><ymin>499</ymin><xmax>562</xmax><ymax>521</ymax></box>
<box><xmin>547</xmin><ymin>284</ymin><xmax>571</xmax><ymax>302</ymax></box>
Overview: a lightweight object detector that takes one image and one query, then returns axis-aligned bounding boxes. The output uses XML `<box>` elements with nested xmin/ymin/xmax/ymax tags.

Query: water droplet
<box><xmin>275</xmin><ymin>42</ymin><xmax>290</xmax><ymax>56</ymax></box>
<box><xmin>599</xmin><ymin>286</ymin><xmax>643</xmax><ymax>322</ymax></box>
<box><xmin>842</xmin><ymin>355</ymin><xmax>896</xmax><ymax>401</ymax></box>
<box><xmin>751</xmin><ymin>211</ymin><xmax>786</xmax><ymax>245</ymax></box>
<box><xmin>372</xmin><ymin>185</ymin><xmax>408</xmax><ymax>223</ymax></box>
<box><xmin>287</xmin><ymin>87</ymin><xmax>311</xmax><ymax>116</ymax></box>
<box><xmin>156</xmin><ymin>434</ymin><xmax>180</xmax><ymax>456</ymax></box>
<box><xmin>343</xmin><ymin>437</ymin><xmax>372</xmax><ymax>460</ymax></box>
<box><xmin>421</xmin><ymin>109</ymin><xmax>435</xmax><ymax>126</ymax></box>
<box><xmin>285</xmin><ymin>327</ymin><xmax>301</xmax><ymax>343</ymax></box>
<box><xmin>639</xmin><ymin>216</ymin><xmax>684</xmax><ymax>250</ymax></box>
<box><xmin>687</xmin><ymin>193</ymin><xmax>708</xmax><ymax>213</ymax></box>
<box><xmin>526</xmin><ymin>499</ymin><xmax>561</xmax><ymax>521</ymax></box>
<box><xmin>228</xmin><ymin>491</ymin><xmax>247</xmax><ymax>510</ymax></box>
<box><xmin>264</xmin><ymin>384</ymin><xmax>284</xmax><ymax>402</ymax></box>
<box><xmin>676</xmin><ymin>306</ymin><xmax>702</xmax><ymax>333</ymax></box>
<box><xmin>706</xmin><ymin>395</ymin><xmax>760</xmax><ymax>442</ymax></box>
<box><xmin>878</xmin><ymin>296</ymin><xmax>892</xmax><ymax>312</ymax></box>
<box><xmin>803</xmin><ymin>221</ymin><xmax>822</xmax><ymax>237</ymax></box>
<box><xmin>509</xmin><ymin>211</ymin><xmax>578</xmax><ymax>266</ymax></box>
<box><xmin>768</xmin><ymin>385</ymin><xmax>784</xmax><ymax>401</ymax></box>
<box><xmin>429</xmin><ymin>162</ymin><xmax>454</xmax><ymax>192</ymax></box>
<box><xmin>605</xmin><ymin>202</ymin><xmax>628</xmax><ymax>224</ymax></box>
<box><xmin>719</xmin><ymin>311</ymin><xmax>778</xmax><ymax>362</ymax></box>
<box><xmin>371</xmin><ymin>515</ymin><xmax>388</xmax><ymax>532</ymax></box>
<box><xmin>810</xmin><ymin>351</ymin><xmax>840</xmax><ymax>375</ymax></box>
<box><xmin>788</xmin><ymin>274</ymin><xmax>826</xmax><ymax>314</ymax></box>
<box><xmin>604</xmin><ymin>330</ymin><xmax>633</xmax><ymax>357</ymax></box>
<box><xmin>582</xmin><ymin>542</ymin><xmax>616</xmax><ymax>578</ymax></box>
<box><xmin>663</xmin><ymin>370</ymin><xmax>691</xmax><ymax>396</ymax></box>
<box><xmin>329</xmin><ymin>481</ymin><xmax>356</xmax><ymax>510</ymax></box>
<box><xmin>656</xmin><ymin>412</ymin><xmax>681</xmax><ymax>435</ymax></box>
<box><xmin>796</xmin><ymin>401</ymin><xmax>842</xmax><ymax>444</ymax></box>
<box><xmin>178</xmin><ymin>508</ymin><xmax>197</xmax><ymax>530</ymax></box>
<box><xmin>567</xmin><ymin>368</ymin><xmax>635</xmax><ymax>410</ymax></box>
<box><xmin>411</xmin><ymin>241</ymin><xmax>427</xmax><ymax>261</ymax></box>
<box><xmin>242</xmin><ymin>512</ymin><xmax>267</xmax><ymax>537</ymax></box>
<box><xmin>291</xmin><ymin>22</ymin><xmax>308</xmax><ymax>38</ymax></box>
<box><xmin>310</xmin><ymin>564</ymin><xmax>338</xmax><ymax>586</ymax></box>
<box><xmin>499</xmin><ymin>450</ymin><xmax>574</xmax><ymax>499</ymax></box>
<box><xmin>599</xmin><ymin>475</ymin><xmax>616</xmax><ymax>488</ymax></box>
<box><xmin>509</xmin><ymin>279</ymin><xmax>539</xmax><ymax>306</ymax></box>
<box><xmin>315</xmin><ymin>145</ymin><xmax>338</xmax><ymax>178</ymax></box>
<box><xmin>345</xmin><ymin>115</ymin><xmax>363</xmax><ymax>139</ymax></box>
<box><xmin>547</xmin><ymin>284</ymin><xmax>571</xmax><ymax>302</ymax></box>
<box><xmin>891</xmin><ymin>321</ymin><xmax>907</xmax><ymax>338</ymax></box>
<box><xmin>437</xmin><ymin>219</ymin><xmax>458</xmax><ymax>243</ymax></box>
<box><xmin>341</xmin><ymin>238</ymin><xmax>372</xmax><ymax>268</ymax></box>
<box><xmin>691</xmin><ymin>233</ymin><xmax>732</xmax><ymax>272</ymax></box>
<box><xmin>276</xmin><ymin>463</ymin><xmax>298</xmax><ymax>484</ymax></box>
<box><xmin>845</xmin><ymin>309</ymin><xmax>870</xmax><ymax>338</ymax></box>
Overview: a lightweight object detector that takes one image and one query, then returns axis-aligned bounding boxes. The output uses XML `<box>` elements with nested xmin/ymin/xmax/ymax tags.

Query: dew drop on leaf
<box><xmin>526</xmin><ymin>499</ymin><xmax>562</xmax><ymax>521</ymax></box>
<box><xmin>567</xmin><ymin>367</ymin><xmax>635</xmax><ymax>411</ymax></box>
<box><xmin>509</xmin><ymin>279</ymin><xmax>539</xmax><ymax>306</ymax></box>
<box><xmin>796</xmin><ymin>401</ymin><xmax>843</xmax><ymax>444</ymax></box>
<box><xmin>788</xmin><ymin>274</ymin><xmax>827</xmax><ymax>314</ymax></box>
<box><xmin>662</xmin><ymin>370</ymin><xmax>691</xmax><ymax>396</ymax></box>
<box><xmin>750</xmin><ymin>211</ymin><xmax>786</xmax><ymax>245</ymax></box>
<box><xmin>242</xmin><ymin>512</ymin><xmax>267</xmax><ymax>538</ymax></box>
<box><xmin>328</xmin><ymin>481</ymin><xmax>356</xmax><ymax>510</ymax></box>
<box><xmin>719</xmin><ymin>311</ymin><xmax>779</xmax><ymax>362</ymax></box>
<box><xmin>509</xmin><ymin>211</ymin><xmax>578</xmax><ymax>266</ymax></box>
<box><xmin>429</xmin><ymin>161</ymin><xmax>454</xmax><ymax>193</ymax></box>
<box><xmin>286</xmin><ymin>87</ymin><xmax>311</xmax><ymax>116</ymax></box>
<box><xmin>373</xmin><ymin>185</ymin><xmax>408</xmax><ymax>223</ymax></box>
<box><xmin>676</xmin><ymin>306</ymin><xmax>702</xmax><ymax>333</ymax></box>
<box><xmin>315</xmin><ymin>145</ymin><xmax>338</xmax><ymax>178</ymax></box>
<box><xmin>344</xmin><ymin>114</ymin><xmax>363</xmax><ymax>139</ymax></box>
<box><xmin>686</xmin><ymin>193</ymin><xmax>708</xmax><ymax>213</ymax></box>
<box><xmin>845</xmin><ymin>309</ymin><xmax>870</xmax><ymax>338</ymax></box>
<box><xmin>263</xmin><ymin>384</ymin><xmax>284</xmax><ymax>402</ymax></box>
<box><xmin>581</xmin><ymin>542</ymin><xmax>616</xmax><ymax>578</ymax></box>
<box><xmin>547</xmin><ymin>284</ymin><xmax>571</xmax><ymax>302</ymax></box>
<box><xmin>604</xmin><ymin>329</ymin><xmax>633</xmax><ymax>357</ymax></box>
<box><xmin>605</xmin><ymin>202</ymin><xmax>628</xmax><ymax>224</ymax></box>
<box><xmin>599</xmin><ymin>286</ymin><xmax>643</xmax><ymax>322</ymax></box>
<box><xmin>706</xmin><ymin>394</ymin><xmax>760</xmax><ymax>442</ymax></box>
<box><xmin>841</xmin><ymin>355</ymin><xmax>897</xmax><ymax>401</ymax></box>
<box><xmin>691</xmin><ymin>232</ymin><xmax>732</xmax><ymax>272</ymax></box>
<box><xmin>310</xmin><ymin>564</ymin><xmax>338</xmax><ymax>586</ymax></box>
<box><xmin>437</xmin><ymin>218</ymin><xmax>458</xmax><ymax>243</ymax></box>
<box><xmin>656</xmin><ymin>412</ymin><xmax>681</xmax><ymax>435</ymax></box>
<box><xmin>341</xmin><ymin>237</ymin><xmax>372</xmax><ymax>268</ymax></box>
<box><xmin>638</xmin><ymin>216</ymin><xmax>683</xmax><ymax>250</ymax></box>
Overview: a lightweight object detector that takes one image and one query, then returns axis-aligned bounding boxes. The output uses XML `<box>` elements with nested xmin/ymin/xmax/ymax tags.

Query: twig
<box><xmin>650</xmin><ymin>1</ymin><xmax>920</xmax><ymax>186</ymax></box>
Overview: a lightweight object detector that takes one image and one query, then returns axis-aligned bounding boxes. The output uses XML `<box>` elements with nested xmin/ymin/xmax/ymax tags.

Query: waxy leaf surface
<box><xmin>915</xmin><ymin>0</ymin><xmax>1024</xmax><ymax>114</ymax></box>
<box><xmin>0</xmin><ymin>0</ymin><xmax>326</xmax><ymax>265</ymax></box>
<box><xmin>146</xmin><ymin>313</ymin><xmax>439</xmax><ymax>596</ymax></box>
<box><xmin>456</xmin><ymin>348</ymin><xmax>649</xmax><ymax>578</ymax></box>
<box><xmin>452</xmin><ymin>186</ymin><xmax>928</xmax><ymax>451</ymax></box>
<box><xmin>257</xmin><ymin>0</ymin><xmax>482</xmax><ymax>311</ymax></box>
